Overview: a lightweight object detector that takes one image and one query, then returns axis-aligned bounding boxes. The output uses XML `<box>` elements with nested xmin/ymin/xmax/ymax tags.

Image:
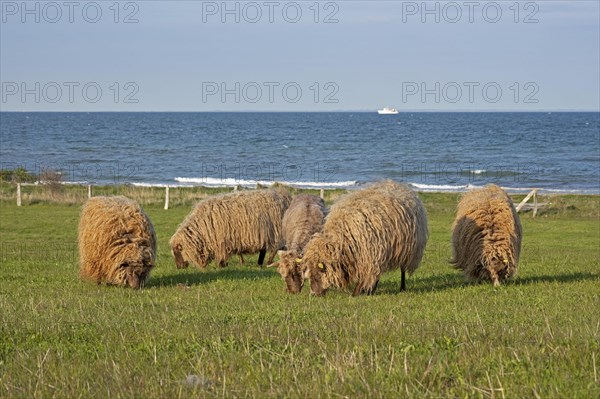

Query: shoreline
<box><xmin>4</xmin><ymin>179</ymin><xmax>599</xmax><ymax>196</ymax></box>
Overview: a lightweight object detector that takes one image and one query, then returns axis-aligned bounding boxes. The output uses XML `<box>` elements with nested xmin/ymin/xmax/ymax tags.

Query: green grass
<box><xmin>1</xmin><ymin>192</ymin><xmax>599</xmax><ymax>398</ymax></box>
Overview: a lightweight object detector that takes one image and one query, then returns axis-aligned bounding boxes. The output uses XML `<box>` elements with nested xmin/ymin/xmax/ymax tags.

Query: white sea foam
<box><xmin>34</xmin><ymin>180</ymin><xmax>101</xmax><ymax>186</ymax></box>
<box><xmin>28</xmin><ymin>179</ymin><xmax>599</xmax><ymax>195</ymax></box>
<box><xmin>131</xmin><ymin>182</ymin><xmax>195</xmax><ymax>188</ymax></box>
<box><xmin>410</xmin><ymin>182</ymin><xmax>599</xmax><ymax>194</ymax></box>
<box><xmin>409</xmin><ymin>183</ymin><xmax>469</xmax><ymax>192</ymax></box>
<box><xmin>174</xmin><ymin>177</ymin><xmax>357</xmax><ymax>189</ymax></box>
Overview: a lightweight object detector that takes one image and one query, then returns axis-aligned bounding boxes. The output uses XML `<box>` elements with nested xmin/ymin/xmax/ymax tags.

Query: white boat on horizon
<box><xmin>377</xmin><ymin>107</ymin><xmax>398</xmax><ymax>114</ymax></box>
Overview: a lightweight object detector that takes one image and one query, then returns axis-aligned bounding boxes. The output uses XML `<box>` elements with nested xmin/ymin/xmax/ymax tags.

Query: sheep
<box><xmin>450</xmin><ymin>184</ymin><xmax>522</xmax><ymax>286</ymax></box>
<box><xmin>268</xmin><ymin>194</ymin><xmax>327</xmax><ymax>293</ymax></box>
<box><xmin>78</xmin><ymin>196</ymin><xmax>157</xmax><ymax>289</ymax></box>
<box><xmin>303</xmin><ymin>181</ymin><xmax>429</xmax><ymax>296</ymax></box>
<box><xmin>170</xmin><ymin>188</ymin><xmax>291</xmax><ymax>269</ymax></box>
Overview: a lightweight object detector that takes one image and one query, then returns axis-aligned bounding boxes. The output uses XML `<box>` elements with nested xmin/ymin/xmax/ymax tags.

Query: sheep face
<box><xmin>114</xmin><ymin>258</ymin><xmax>152</xmax><ymax>289</ymax></box>
<box><xmin>171</xmin><ymin>236</ymin><xmax>210</xmax><ymax>269</ymax></box>
<box><xmin>485</xmin><ymin>251</ymin><xmax>514</xmax><ymax>286</ymax></box>
<box><xmin>271</xmin><ymin>250</ymin><xmax>304</xmax><ymax>294</ymax></box>
<box><xmin>171</xmin><ymin>243</ymin><xmax>189</xmax><ymax>269</ymax></box>
<box><xmin>123</xmin><ymin>263</ymin><xmax>151</xmax><ymax>289</ymax></box>
<box><xmin>304</xmin><ymin>234</ymin><xmax>334</xmax><ymax>296</ymax></box>
<box><xmin>308</xmin><ymin>261</ymin><xmax>330</xmax><ymax>296</ymax></box>
<box><xmin>113</xmin><ymin>246</ymin><xmax>154</xmax><ymax>289</ymax></box>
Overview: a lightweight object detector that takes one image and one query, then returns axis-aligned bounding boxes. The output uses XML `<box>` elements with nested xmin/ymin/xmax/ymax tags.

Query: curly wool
<box><xmin>78</xmin><ymin>196</ymin><xmax>157</xmax><ymax>288</ymax></box>
<box><xmin>272</xmin><ymin>194</ymin><xmax>327</xmax><ymax>293</ymax></box>
<box><xmin>451</xmin><ymin>184</ymin><xmax>523</xmax><ymax>286</ymax></box>
<box><xmin>170</xmin><ymin>188</ymin><xmax>291</xmax><ymax>268</ymax></box>
<box><xmin>282</xmin><ymin>194</ymin><xmax>327</xmax><ymax>254</ymax></box>
<box><xmin>303</xmin><ymin>181</ymin><xmax>429</xmax><ymax>295</ymax></box>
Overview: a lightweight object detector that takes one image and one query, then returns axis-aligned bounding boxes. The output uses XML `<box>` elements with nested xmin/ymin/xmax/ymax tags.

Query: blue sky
<box><xmin>1</xmin><ymin>1</ymin><xmax>599</xmax><ymax>111</ymax></box>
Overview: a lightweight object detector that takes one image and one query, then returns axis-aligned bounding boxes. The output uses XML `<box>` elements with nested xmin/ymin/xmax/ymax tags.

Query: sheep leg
<box><xmin>400</xmin><ymin>270</ymin><xmax>406</xmax><ymax>292</ymax></box>
<box><xmin>238</xmin><ymin>254</ymin><xmax>245</xmax><ymax>265</ymax></box>
<box><xmin>257</xmin><ymin>249</ymin><xmax>266</xmax><ymax>266</ymax></box>
<box><xmin>352</xmin><ymin>283</ymin><xmax>363</xmax><ymax>297</ymax></box>
<box><xmin>490</xmin><ymin>270</ymin><xmax>500</xmax><ymax>287</ymax></box>
<box><xmin>367</xmin><ymin>280</ymin><xmax>379</xmax><ymax>296</ymax></box>
<box><xmin>265</xmin><ymin>249</ymin><xmax>278</xmax><ymax>266</ymax></box>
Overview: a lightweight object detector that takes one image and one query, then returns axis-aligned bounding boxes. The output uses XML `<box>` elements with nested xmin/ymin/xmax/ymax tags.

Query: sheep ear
<box><xmin>278</xmin><ymin>250</ymin><xmax>293</xmax><ymax>258</ymax></box>
<box><xmin>267</xmin><ymin>262</ymin><xmax>280</xmax><ymax>268</ymax></box>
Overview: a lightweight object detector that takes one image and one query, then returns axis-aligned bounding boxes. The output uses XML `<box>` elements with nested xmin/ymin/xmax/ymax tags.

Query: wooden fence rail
<box><xmin>515</xmin><ymin>188</ymin><xmax>547</xmax><ymax>217</ymax></box>
<box><xmin>13</xmin><ymin>182</ymin><xmax>329</xmax><ymax>209</ymax></box>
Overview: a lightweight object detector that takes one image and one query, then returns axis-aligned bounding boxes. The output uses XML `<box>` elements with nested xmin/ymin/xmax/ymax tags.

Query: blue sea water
<box><xmin>1</xmin><ymin>112</ymin><xmax>599</xmax><ymax>193</ymax></box>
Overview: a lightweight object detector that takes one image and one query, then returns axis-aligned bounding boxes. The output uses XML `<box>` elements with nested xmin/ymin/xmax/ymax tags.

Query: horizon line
<box><xmin>1</xmin><ymin>109</ymin><xmax>599</xmax><ymax>113</ymax></box>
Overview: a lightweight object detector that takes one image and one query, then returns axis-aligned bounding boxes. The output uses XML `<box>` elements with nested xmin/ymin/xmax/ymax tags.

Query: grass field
<box><xmin>0</xmin><ymin>187</ymin><xmax>598</xmax><ymax>398</ymax></box>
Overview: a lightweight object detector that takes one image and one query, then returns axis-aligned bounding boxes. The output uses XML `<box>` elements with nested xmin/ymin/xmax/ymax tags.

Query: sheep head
<box><xmin>113</xmin><ymin>246</ymin><xmax>154</xmax><ymax>289</ymax></box>
<box><xmin>122</xmin><ymin>262</ymin><xmax>152</xmax><ymax>289</ymax></box>
<box><xmin>308</xmin><ymin>260</ymin><xmax>329</xmax><ymax>296</ymax></box>
<box><xmin>170</xmin><ymin>232</ymin><xmax>211</xmax><ymax>269</ymax></box>
<box><xmin>303</xmin><ymin>233</ymin><xmax>334</xmax><ymax>296</ymax></box>
<box><xmin>171</xmin><ymin>242</ymin><xmax>189</xmax><ymax>269</ymax></box>
<box><xmin>484</xmin><ymin>249</ymin><xmax>516</xmax><ymax>286</ymax></box>
<box><xmin>269</xmin><ymin>250</ymin><xmax>304</xmax><ymax>294</ymax></box>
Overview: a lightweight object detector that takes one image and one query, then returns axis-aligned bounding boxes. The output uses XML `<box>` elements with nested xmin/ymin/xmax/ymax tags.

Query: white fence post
<box><xmin>87</xmin><ymin>184</ymin><xmax>92</xmax><ymax>199</ymax></box>
<box><xmin>164</xmin><ymin>186</ymin><xmax>170</xmax><ymax>210</ymax></box>
<box><xmin>16</xmin><ymin>183</ymin><xmax>22</xmax><ymax>206</ymax></box>
<box><xmin>320</xmin><ymin>188</ymin><xmax>325</xmax><ymax>199</ymax></box>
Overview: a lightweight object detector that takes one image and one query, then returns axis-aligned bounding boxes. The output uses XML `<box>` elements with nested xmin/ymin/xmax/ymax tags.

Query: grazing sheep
<box><xmin>78</xmin><ymin>196</ymin><xmax>156</xmax><ymax>289</ymax></box>
<box><xmin>451</xmin><ymin>184</ymin><xmax>522</xmax><ymax>286</ymax></box>
<box><xmin>170</xmin><ymin>188</ymin><xmax>291</xmax><ymax>269</ymax></box>
<box><xmin>268</xmin><ymin>194</ymin><xmax>327</xmax><ymax>293</ymax></box>
<box><xmin>303</xmin><ymin>181</ymin><xmax>429</xmax><ymax>296</ymax></box>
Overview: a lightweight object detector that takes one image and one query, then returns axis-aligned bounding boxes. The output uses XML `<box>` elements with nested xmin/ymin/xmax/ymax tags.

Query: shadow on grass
<box><xmin>149</xmin><ymin>266</ymin><xmax>597</xmax><ymax>292</ymax></box>
<box><xmin>378</xmin><ymin>273</ymin><xmax>465</xmax><ymax>295</ymax></box>
<box><xmin>509</xmin><ymin>272</ymin><xmax>599</xmax><ymax>285</ymax></box>
<box><xmin>148</xmin><ymin>267</ymin><xmax>276</xmax><ymax>288</ymax></box>
<box><xmin>377</xmin><ymin>271</ymin><xmax>599</xmax><ymax>295</ymax></box>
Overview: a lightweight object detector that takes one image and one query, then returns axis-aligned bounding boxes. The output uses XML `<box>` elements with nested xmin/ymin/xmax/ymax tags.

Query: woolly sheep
<box><xmin>268</xmin><ymin>194</ymin><xmax>327</xmax><ymax>293</ymax></box>
<box><xmin>303</xmin><ymin>181</ymin><xmax>429</xmax><ymax>296</ymax></box>
<box><xmin>451</xmin><ymin>184</ymin><xmax>522</xmax><ymax>286</ymax></box>
<box><xmin>170</xmin><ymin>188</ymin><xmax>291</xmax><ymax>269</ymax></box>
<box><xmin>78</xmin><ymin>196</ymin><xmax>157</xmax><ymax>289</ymax></box>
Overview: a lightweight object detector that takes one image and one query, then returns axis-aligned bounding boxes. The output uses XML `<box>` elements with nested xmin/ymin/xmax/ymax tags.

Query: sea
<box><xmin>1</xmin><ymin>112</ymin><xmax>599</xmax><ymax>194</ymax></box>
